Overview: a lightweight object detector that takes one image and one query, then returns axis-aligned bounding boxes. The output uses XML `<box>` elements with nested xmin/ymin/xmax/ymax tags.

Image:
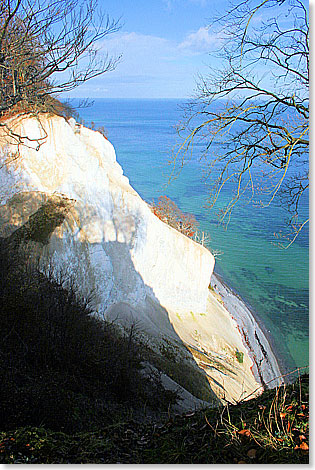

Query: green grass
<box><xmin>151</xmin><ymin>341</ymin><xmax>216</xmax><ymax>402</ymax></box>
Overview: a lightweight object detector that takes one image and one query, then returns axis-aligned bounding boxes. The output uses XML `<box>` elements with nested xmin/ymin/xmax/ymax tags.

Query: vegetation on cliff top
<box><xmin>0</xmin><ymin>0</ymin><xmax>120</xmax><ymax>121</ymax></box>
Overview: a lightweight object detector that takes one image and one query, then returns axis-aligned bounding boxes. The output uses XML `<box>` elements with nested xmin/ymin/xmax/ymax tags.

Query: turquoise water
<box><xmin>77</xmin><ymin>98</ymin><xmax>309</xmax><ymax>374</ymax></box>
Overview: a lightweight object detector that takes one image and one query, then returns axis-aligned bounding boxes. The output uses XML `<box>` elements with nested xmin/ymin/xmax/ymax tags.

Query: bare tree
<box><xmin>172</xmin><ymin>0</ymin><xmax>309</xmax><ymax>247</ymax></box>
<box><xmin>0</xmin><ymin>0</ymin><xmax>120</xmax><ymax>122</ymax></box>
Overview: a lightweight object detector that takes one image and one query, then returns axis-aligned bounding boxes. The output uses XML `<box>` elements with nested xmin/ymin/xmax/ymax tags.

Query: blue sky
<box><xmin>67</xmin><ymin>0</ymin><xmax>309</xmax><ymax>99</ymax></box>
<box><xmin>68</xmin><ymin>0</ymin><xmax>225</xmax><ymax>99</ymax></box>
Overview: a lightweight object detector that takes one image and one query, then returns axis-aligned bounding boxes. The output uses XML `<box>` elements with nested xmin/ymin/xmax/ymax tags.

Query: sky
<box><xmin>67</xmin><ymin>0</ymin><xmax>225</xmax><ymax>99</ymax></box>
<box><xmin>66</xmin><ymin>0</ymin><xmax>310</xmax><ymax>100</ymax></box>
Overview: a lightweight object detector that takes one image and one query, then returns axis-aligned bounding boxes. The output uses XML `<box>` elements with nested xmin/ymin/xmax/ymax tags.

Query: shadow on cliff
<box><xmin>1</xmin><ymin>193</ymin><xmax>219</xmax><ymax>406</ymax></box>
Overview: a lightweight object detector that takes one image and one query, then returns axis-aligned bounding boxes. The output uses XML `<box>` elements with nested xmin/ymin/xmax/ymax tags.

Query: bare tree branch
<box><xmin>172</xmin><ymin>0</ymin><xmax>309</xmax><ymax>246</ymax></box>
<box><xmin>0</xmin><ymin>0</ymin><xmax>121</xmax><ymax>120</ymax></box>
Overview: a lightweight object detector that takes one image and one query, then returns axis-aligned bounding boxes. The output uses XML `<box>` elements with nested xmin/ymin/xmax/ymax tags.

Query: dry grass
<box><xmin>0</xmin><ymin>371</ymin><xmax>308</xmax><ymax>464</ymax></box>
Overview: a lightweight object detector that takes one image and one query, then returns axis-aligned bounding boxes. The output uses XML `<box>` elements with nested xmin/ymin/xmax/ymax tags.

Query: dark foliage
<box><xmin>0</xmin><ymin>241</ymin><xmax>177</xmax><ymax>433</ymax></box>
<box><xmin>0</xmin><ymin>374</ymin><xmax>309</xmax><ymax>463</ymax></box>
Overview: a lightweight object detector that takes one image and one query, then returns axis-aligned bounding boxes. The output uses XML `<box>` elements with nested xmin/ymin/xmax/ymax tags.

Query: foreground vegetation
<box><xmin>0</xmin><ymin>374</ymin><xmax>309</xmax><ymax>464</ymax></box>
<box><xmin>0</xmin><ymin>239</ymin><xmax>309</xmax><ymax>464</ymax></box>
<box><xmin>0</xmin><ymin>238</ymin><xmax>178</xmax><ymax>435</ymax></box>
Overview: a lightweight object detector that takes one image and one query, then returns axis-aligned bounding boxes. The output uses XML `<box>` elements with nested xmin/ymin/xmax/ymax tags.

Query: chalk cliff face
<box><xmin>0</xmin><ymin>114</ymin><xmax>263</xmax><ymax>405</ymax></box>
<box><xmin>0</xmin><ymin>115</ymin><xmax>214</xmax><ymax>315</ymax></box>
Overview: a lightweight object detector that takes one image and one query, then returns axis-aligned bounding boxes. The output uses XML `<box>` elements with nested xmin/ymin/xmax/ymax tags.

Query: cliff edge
<box><xmin>0</xmin><ymin>114</ymin><xmax>265</xmax><ymax>404</ymax></box>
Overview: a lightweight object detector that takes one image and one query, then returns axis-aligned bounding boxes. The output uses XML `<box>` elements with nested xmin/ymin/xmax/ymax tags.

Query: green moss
<box><xmin>235</xmin><ymin>350</ymin><xmax>244</xmax><ymax>364</ymax></box>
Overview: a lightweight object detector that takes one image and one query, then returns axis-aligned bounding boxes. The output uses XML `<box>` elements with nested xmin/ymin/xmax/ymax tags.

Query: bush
<box><xmin>150</xmin><ymin>196</ymin><xmax>198</xmax><ymax>238</ymax></box>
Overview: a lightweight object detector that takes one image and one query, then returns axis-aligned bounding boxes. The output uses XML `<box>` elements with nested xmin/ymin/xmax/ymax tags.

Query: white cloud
<box><xmin>99</xmin><ymin>32</ymin><xmax>171</xmax><ymax>73</ymax></box>
<box><xmin>101</xmin><ymin>29</ymin><xmax>216</xmax><ymax>67</ymax></box>
<box><xmin>100</xmin><ymin>31</ymin><xmax>168</xmax><ymax>54</ymax></box>
<box><xmin>178</xmin><ymin>27</ymin><xmax>218</xmax><ymax>53</ymax></box>
<box><xmin>71</xmin><ymin>29</ymin><xmax>219</xmax><ymax>98</ymax></box>
<box><xmin>90</xmin><ymin>31</ymin><xmax>191</xmax><ymax>97</ymax></box>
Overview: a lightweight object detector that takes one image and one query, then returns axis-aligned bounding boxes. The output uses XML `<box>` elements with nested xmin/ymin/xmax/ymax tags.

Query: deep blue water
<box><xmin>75</xmin><ymin>98</ymin><xmax>309</xmax><ymax>374</ymax></box>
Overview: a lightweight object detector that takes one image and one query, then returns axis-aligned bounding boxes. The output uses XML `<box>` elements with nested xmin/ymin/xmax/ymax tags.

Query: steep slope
<box><xmin>0</xmin><ymin>114</ymin><xmax>275</xmax><ymax>404</ymax></box>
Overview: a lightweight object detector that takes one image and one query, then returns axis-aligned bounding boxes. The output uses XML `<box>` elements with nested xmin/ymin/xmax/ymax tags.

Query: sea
<box><xmin>75</xmin><ymin>98</ymin><xmax>309</xmax><ymax>376</ymax></box>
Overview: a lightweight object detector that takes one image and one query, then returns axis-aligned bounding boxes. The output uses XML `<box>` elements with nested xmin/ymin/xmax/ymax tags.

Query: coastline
<box><xmin>210</xmin><ymin>272</ymin><xmax>283</xmax><ymax>390</ymax></box>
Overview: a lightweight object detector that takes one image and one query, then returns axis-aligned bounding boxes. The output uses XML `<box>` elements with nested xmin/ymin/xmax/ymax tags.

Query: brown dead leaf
<box><xmin>299</xmin><ymin>435</ymin><xmax>306</xmax><ymax>442</ymax></box>
<box><xmin>238</xmin><ymin>461</ymin><xmax>247</xmax><ymax>464</ymax></box>
<box><xmin>238</xmin><ymin>429</ymin><xmax>251</xmax><ymax>438</ymax></box>
<box><xmin>280</xmin><ymin>412</ymin><xmax>286</xmax><ymax>419</ymax></box>
<box><xmin>300</xmin><ymin>442</ymin><xmax>309</xmax><ymax>451</ymax></box>
<box><xmin>295</xmin><ymin>442</ymin><xmax>309</xmax><ymax>453</ymax></box>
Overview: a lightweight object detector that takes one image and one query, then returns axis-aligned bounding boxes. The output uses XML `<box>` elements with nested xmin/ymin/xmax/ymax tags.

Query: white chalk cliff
<box><xmin>0</xmin><ymin>114</ymin><xmax>277</xmax><ymax>406</ymax></box>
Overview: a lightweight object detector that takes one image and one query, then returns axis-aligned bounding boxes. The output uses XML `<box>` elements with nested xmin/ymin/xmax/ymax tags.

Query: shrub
<box><xmin>150</xmin><ymin>196</ymin><xmax>198</xmax><ymax>238</ymax></box>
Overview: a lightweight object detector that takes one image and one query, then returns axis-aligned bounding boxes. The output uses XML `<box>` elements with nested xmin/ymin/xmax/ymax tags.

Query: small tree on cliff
<box><xmin>0</xmin><ymin>0</ymin><xmax>120</xmax><ymax>123</ymax></box>
<box><xmin>151</xmin><ymin>196</ymin><xmax>199</xmax><ymax>239</ymax></box>
<box><xmin>172</xmin><ymin>0</ymin><xmax>309</xmax><ymax>246</ymax></box>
